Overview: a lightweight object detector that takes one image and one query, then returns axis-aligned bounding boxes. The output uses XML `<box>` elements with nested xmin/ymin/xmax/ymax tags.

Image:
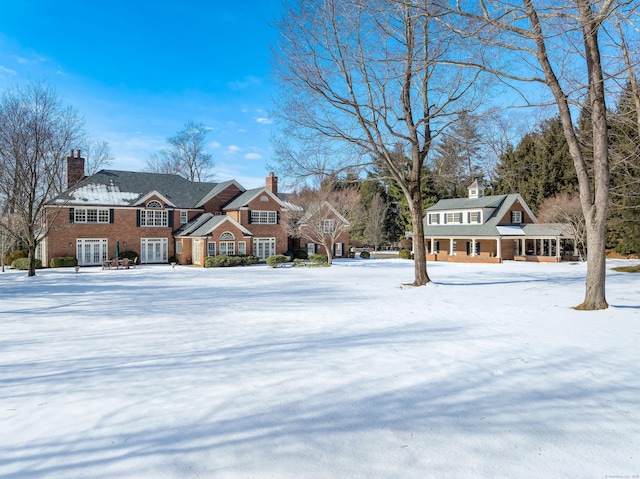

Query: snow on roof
<box><xmin>56</xmin><ymin>182</ymin><xmax>141</xmax><ymax>206</ymax></box>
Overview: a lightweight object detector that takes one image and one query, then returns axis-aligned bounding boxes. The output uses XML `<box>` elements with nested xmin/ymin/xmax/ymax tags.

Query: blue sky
<box><xmin>0</xmin><ymin>1</ymin><xmax>282</xmax><ymax>188</ymax></box>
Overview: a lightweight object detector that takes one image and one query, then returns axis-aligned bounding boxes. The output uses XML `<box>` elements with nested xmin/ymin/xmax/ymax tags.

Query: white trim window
<box><xmin>140</xmin><ymin>238</ymin><xmax>168</xmax><ymax>263</ymax></box>
<box><xmin>511</xmin><ymin>211</ymin><xmax>523</xmax><ymax>223</ymax></box>
<box><xmin>254</xmin><ymin>237</ymin><xmax>276</xmax><ymax>261</ymax></box>
<box><xmin>251</xmin><ymin>210</ymin><xmax>277</xmax><ymax>224</ymax></box>
<box><xmin>180</xmin><ymin>210</ymin><xmax>188</xmax><ymax>224</ymax></box>
<box><xmin>446</xmin><ymin>212</ymin><xmax>463</xmax><ymax>224</ymax></box>
<box><xmin>238</xmin><ymin>241</ymin><xmax>246</xmax><ymax>255</ymax></box>
<box><xmin>76</xmin><ymin>238</ymin><xmax>108</xmax><ymax>266</ymax></box>
<box><xmin>176</xmin><ymin>240</ymin><xmax>183</xmax><ymax>255</ymax></box>
<box><xmin>322</xmin><ymin>219</ymin><xmax>336</xmax><ymax>233</ymax></box>
<box><xmin>207</xmin><ymin>242</ymin><xmax>216</xmax><ymax>256</ymax></box>
<box><xmin>429</xmin><ymin>213</ymin><xmax>440</xmax><ymax>224</ymax></box>
<box><xmin>469</xmin><ymin>212</ymin><xmax>481</xmax><ymax>223</ymax></box>
<box><xmin>140</xmin><ymin>209</ymin><xmax>168</xmax><ymax>227</ymax></box>
<box><xmin>220</xmin><ymin>241</ymin><xmax>235</xmax><ymax>255</ymax></box>
<box><xmin>335</xmin><ymin>242</ymin><xmax>343</xmax><ymax>257</ymax></box>
<box><xmin>74</xmin><ymin>208</ymin><xmax>110</xmax><ymax>223</ymax></box>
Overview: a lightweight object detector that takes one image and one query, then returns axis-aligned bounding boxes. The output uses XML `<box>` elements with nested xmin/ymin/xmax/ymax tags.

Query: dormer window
<box><xmin>511</xmin><ymin>211</ymin><xmax>523</xmax><ymax>223</ymax></box>
<box><xmin>140</xmin><ymin>200</ymin><xmax>168</xmax><ymax>227</ymax></box>
<box><xmin>429</xmin><ymin>213</ymin><xmax>440</xmax><ymax>224</ymax></box>
<box><xmin>445</xmin><ymin>212</ymin><xmax>463</xmax><ymax>224</ymax></box>
<box><xmin>469</xmin><ymin>212</ymin><xmax>481</xmax><ymax>223</ymax></box>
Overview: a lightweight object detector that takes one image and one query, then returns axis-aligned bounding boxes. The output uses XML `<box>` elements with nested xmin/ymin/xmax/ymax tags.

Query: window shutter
<box><xmin>467</xmin><ymin>212</ymin><xmax>470</xmax><ymax>223</ymax></box>
<box><xmin>168</xmin><ymin>211</ymin><xmax>173</xmax><ymax>228</ymax></box>
<box><xmin>248</xmin><ymin>211</ymin><xmax>252</xmax><ymax>224</ymax></box>
<box><xmin>69</xmin><ymin>208</ymin><xmax>75</xmax><ymax>223</ymax></box>
<box><xmin>277</xmin><ymin>211</ymin><xmax>280</xmax><ymax>224</ymax></box>
<box><xmin>109</xmin><ymin>209</ymin><xmax>115</xmax><ymax>224</ymax></box>
<box><xmin>444</xmin><ymin>214</ymin><xmax>447</xmax><ymax>224</ymax></box>
<box><xmin>136</xmin><ymin>210</ymin><xmax>141</xmax><ymax>227</ymax></box>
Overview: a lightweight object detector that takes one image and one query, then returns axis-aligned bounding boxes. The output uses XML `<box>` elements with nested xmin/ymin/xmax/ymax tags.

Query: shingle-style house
<box><xmin>423</xmin><ymin>180</ymin><xmax>575</xmax><ymax>263</ymax></box>
<box><xmin>41</xmin><ymin>151</ymin><xmax>349</xmax><ymax>266</ymax></box>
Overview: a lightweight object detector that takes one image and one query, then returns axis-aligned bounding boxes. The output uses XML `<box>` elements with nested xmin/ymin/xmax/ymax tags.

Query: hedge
<box><xmin>308</xmin><ymin>254</ymin><xmax>328</xmax><ymax>264</ymax></box>
<box><xmin>12</xmin><ymin>257</ymin><xmax>43</xmax><ymax>270</ymax></box>
<box><xmin>50</xmin><ymin>256</ymin><xmax>78</xmax><ymax>268</ymax></box>
<box><xmin>204</xmin><ymin>255</ymin><xmax>259</xmax><ymax>267</ymax></box>
<box><xmin>4</xmin><ymin>250</ymin><xmax>26</xmax><ymax>265</ymax></box>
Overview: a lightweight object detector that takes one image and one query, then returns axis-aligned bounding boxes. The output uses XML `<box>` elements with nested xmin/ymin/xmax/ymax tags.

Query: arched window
<box><xmin>147</xmin><ymin>200</ymin><xmax>162</xmax><ymax>209</ymax></box>
<box><xmin>220</xmin><ymin>231</ymin><xmax>235</xmax><ymax>240</ymax></box>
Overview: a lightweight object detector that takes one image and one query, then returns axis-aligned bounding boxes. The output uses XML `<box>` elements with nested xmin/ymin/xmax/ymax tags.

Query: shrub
<box><xmin>266</xmin><ymin>254</ymin><xmax>291</xmax><ymax>267</ymax></box>
<box><xmin>398</xmin><ymin>249</ymin><xmax>412</xmax><ymax>260</ymax></box>
<box><xmin>50</xmin><ymin>256</ymin><xmax>78</xmax><ymax>268</ymax></box>
<box><xmin>12</xmin><ymin>257</ymin><xmax>42</xmax><ymax>270</ymax></box>
<box><xmin>238</xmin><ymin>255</ymin><xmax>260</xmax><ymax>266</ymax></box>
<box><xmin>4</xmin><ymin>250</ymin><xmax>26</xmax><ymax>266</ymax></box>
<box><xmin>205</xmin><ymin>255</ymin><xmax>243</xmax><ymax>267</ymax></box>
<box><xmin>119</xmin><ymin>250</ymin><xmax>139</xmax><ymax>264</ymax></box>
<box><xmin>309</xmin><ymin>253</ymin><xmax>328</xmax><ymax>264</ymax></box>
<box><xmin>291</xmin><ymin>249</ymin><xmax>308</xmax><ymax>260</ymax></box>
<box><xmin>359</xmin><ymin>251</ymin><xmax>371</xmax><ymax>259</ymax></box>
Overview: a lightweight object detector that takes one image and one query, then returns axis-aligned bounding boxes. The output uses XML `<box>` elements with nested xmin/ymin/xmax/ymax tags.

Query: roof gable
<box><xmin>223</xmin><ymin>187</ymin><xmax>287</xmax><ymax>210</ymax></box>
<box><xmin>176</xmin><ymin>213</ymin><xmax>252</xmax><ymax>238</ymax></box>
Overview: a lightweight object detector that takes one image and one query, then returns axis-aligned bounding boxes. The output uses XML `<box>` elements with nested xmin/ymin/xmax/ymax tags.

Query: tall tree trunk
<box><xmin>408</xmin><ymin>178</ymin><xmax>429</xmax><ymax>286</ymax></box>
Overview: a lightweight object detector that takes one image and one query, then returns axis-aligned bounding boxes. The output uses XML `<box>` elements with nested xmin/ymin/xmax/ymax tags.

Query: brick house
<box><xmin>422</xmin><ymin>180</ymin><xmax>576</xmax><ymax>263</ymax></box>
<box><xmin>41</xmin><ymin>151</ymin><xmax>349</xmax><ymax>266</ymax></box>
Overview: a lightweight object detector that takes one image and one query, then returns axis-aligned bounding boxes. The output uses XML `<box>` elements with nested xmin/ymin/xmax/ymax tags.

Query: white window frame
<box><xmin>140</xmin><ymin>238</ymin><xmax>168</xmax><ymax>264</ymax></box>
<box><xmin>254</xmin><ymin>237</ymin><xmax>276</xmax><ymax>261</ymax></box>
<box><xmin>306</xmin><ymin>243</ymin><xmax>316</xmax><ymax>255</ymax></box>
<box><xmin>76</xmin><ymin>238</ymin><xmax>108</xmax><ymax>266</ymax></box>
<box><xmin>207</xmin><ymin>242</ymin><xmax>216</xmax><ymax>257</ymax></box>
<box><xmin>512</xmin><ymin>211</ymin><xmax>523</xmax><ymax>223</ymax></box>
<box><xmin>176</xmin><ymin>240</ymin><xmax>183</xmax><ymax>255</ymax></box>
<box><xmin>220</xmin><ymin>241</ymin><xmax>235</xmax><ymax>256</ymax></box>
<box><xmin>74</xmin><ymin>208</ymin><xmax>110</xmax><ymax>224</ymax></box>
<box><xmin>429</xmin><ymin>213</ymin><xmax>440</xmax><ymax>225</ymax></box>
<box><xmin>140</xmin><ymin>209</ymin><xmax>168</xmax><ymax>227</ymax></box>
<box><xmin>322</xmin><ymin>219</ymin><xmax>336</xmax><ymax>233</ymax></box>
<box><xmin>251</xmin><ymin>210</ymin><xmax>277</xmax><ymax>224</ymax></box>
<box><xmin>180</xmin><ymin>210</ymin><xmax>188</xmax><ymax>224</ymax></box>
<box><xmin>238</xmin><ymin>241</ymin><xmax>246</xmax><ymax>255</ymax></box>
<box><xmin>446</xmin><ymin>212</ymin><xmax>463</xmax><ymax>224</ymax></box>
<box><xmin>335</xmin><ymin>242</ymin><xmax>343</xmax><ymax>257</ymax></box>
<box><xmin>469</xmin><ymin>212</ymin><xmax>480</xmax><ymax>223</ymax></box>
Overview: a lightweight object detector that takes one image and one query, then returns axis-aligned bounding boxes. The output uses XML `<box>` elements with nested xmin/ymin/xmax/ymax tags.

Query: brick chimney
<box><xmin>66</xmin><ymin>149</ymin><xmax>85</xmax><ymax>189</ymax></box>
<box><xmin>266</xmin><ymin>172</ymin><xmax>278</xmax><ymax>196</ymax></box>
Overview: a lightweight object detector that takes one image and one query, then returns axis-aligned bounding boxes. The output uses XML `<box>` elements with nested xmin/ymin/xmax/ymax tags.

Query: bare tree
<box><xmin>271</xmin><ymin>0</ymin><xmax>487</xmax><ymax>285</ymax></box>
<box><xmin>0</xmin><ymin>81</ymin><xmax>84</xmax><ymax>276</ymax></box>
<box><xmin>538</xmin><ymin>193</ymin><xmax>586</xmax><ymax>260</ymax></box>
<box><xmin>82</xmin><ymin>140</ymin><xmax>114</xmax><ymax>175</ymax></box>
<box><xmin>145</xmin><ymin>120</ymin><xmax>215</xmax><ymax>182</ymax></box>
<box><xmin>286</xmin><ymin>182</ymin><xmax>360</xmax><ymax>265</ymax></box>
<box><xmin>365</xmin><ymin>192</ymin><xmax>388</xmax><ymax>251</ymax></box>
<box><xmin>441</xmin><ymin>0</ymin><xmax>633</xmax><ymax>310</ymax></box>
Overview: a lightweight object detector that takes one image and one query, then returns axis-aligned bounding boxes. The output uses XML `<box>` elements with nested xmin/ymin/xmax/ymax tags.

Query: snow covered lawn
<box><xmin>1</xmin><ymin>259</ymin><xmax>638</xmax><ymax>478</ymax></box>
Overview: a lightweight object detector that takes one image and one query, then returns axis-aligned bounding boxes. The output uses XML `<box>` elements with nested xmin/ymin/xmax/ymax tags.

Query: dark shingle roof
<box><xmin>50</xmin><ymin>170</ymin><xmax>221</xmax><ymax>208</ymax></box>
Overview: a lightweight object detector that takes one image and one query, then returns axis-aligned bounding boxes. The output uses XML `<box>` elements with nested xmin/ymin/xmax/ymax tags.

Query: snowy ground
<box><xmin>1</xmin><ymin>258</ymin><xmax>638</xmax><ymax>479</ymax></box>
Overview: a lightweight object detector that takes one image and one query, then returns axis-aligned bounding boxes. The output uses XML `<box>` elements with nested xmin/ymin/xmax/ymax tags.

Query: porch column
<box><xmin>547</xmin><ymin>239</ymin><xmax>552</xmax><ymax>257</ymax></box>
<box><xmin>430</xmin><ymin>238</ymin><xmax>435</xmax><ymax>254</ymax></box>
<box><xmin>556</xmin><ymin>238</ymin><xmax>561</xmax><ymax>261</ymax></box>
<box><xmin>450</xmin><ymin>238</ymin><xmax>455</xmax><ymax>256</ymax></box>
<box><xmin>521</xmin><ymin>238</ymin><xmax>526</xmax><ymax>256</ymax></box>
<box><xmin>471</xmin><ymin>238</ymin><xmax>476</xmax><ymax>256</ymax></box>
<box><xmin>496</xmin><ymin>238</ymin><xmax>502</xmax><ymax>258</ymax></box>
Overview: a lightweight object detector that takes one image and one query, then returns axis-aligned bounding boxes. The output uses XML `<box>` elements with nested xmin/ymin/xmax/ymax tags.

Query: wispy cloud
<box><xmin>244</xmin><ymin>153</ymin><xmax>262</xmax><ymax>160</ymax></box>
<box><xmin>228</xmin><ymin>76</ymin><xmax>262</xmax><ymax>91</ymax></box>
<box><xmin>256</xmin><ymin>117</ymin><xmax>272</xmax><ymax>125</ymax></box>
<box><xmin>0</xmin><ymin>65</ymin><xmax>17</xmax><ymax>77</ymax></box>
<box><xmin>227</xmin><ymin>145</ymin><xmax>241</xmax><ymax>154</ymax></box>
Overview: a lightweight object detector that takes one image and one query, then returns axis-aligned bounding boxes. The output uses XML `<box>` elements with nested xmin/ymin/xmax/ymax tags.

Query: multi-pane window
<box><xmin>511</xmin><ymin>211</ymin><xmax>523</xmax><ymax>223</ymax></box>
<box><xmin>322</xmin><ymin>219</ymin><xmax>336</xmax><ymax>233</ymax></box>
<box><xmin>207</xmin><ymin>242</ymin><xmax>216</xmax><ymax>256</ymax></box>
<box><xmin>469</xmin><ymin>212</ymin><xmax>480</xmax><ymax>223</ymax></box>
<box><xmin>140</xmin><ymin>209</ymin><xmax>168</xmax><ymax>227</ymax></box>
<box><xmin>429</xmin><ymin>214</ymin><xmax>440</xmax><ymax>224</ymax></box>
<box><xmin>220</xmin><ymin>242</ymin><xmax>235</xmax><ymax>255</ymax></box>
<box><xmin>180</xmin><ymin>210</ymin><xmax>188</xmax><ymax>224</ymax></box>
<box><xmin>74</xmin><ymin>208</ymin><xmax>111</xmax><ymax>223</ymax></box>
<box><xmin>176</xmin><ymin>240</ymin><xmax>183</xmax><ymax>255</ymax></box>
<box><xmin>238</xmin><ymin>241</ymin><xmax>246</xmax><ymax>255</ymax></box>
<box><xmin>251</xmin><ymin>210</ymin><xmax>277</xmax><ymax>224</ymax></box>
<box><xmin>446</xmin><ymin>212</ymin><xmax>463</xmax><ymax>224</ymax></box>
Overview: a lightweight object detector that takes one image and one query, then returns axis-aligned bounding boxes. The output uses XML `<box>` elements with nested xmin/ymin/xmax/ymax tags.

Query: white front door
<box><xmin>253</xmin><ymin>238</ymin><xmax>276</xmax><ymax>261</ymax></box>
<box><xmin>141</xmin><ymin>238</ymin><xmax>168</xmax><ymax>264</ymax></box>
<box><xmin>76</xmin><ymin>238</ymin><xmax>108</xmax><ymax>266</ymax></box>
